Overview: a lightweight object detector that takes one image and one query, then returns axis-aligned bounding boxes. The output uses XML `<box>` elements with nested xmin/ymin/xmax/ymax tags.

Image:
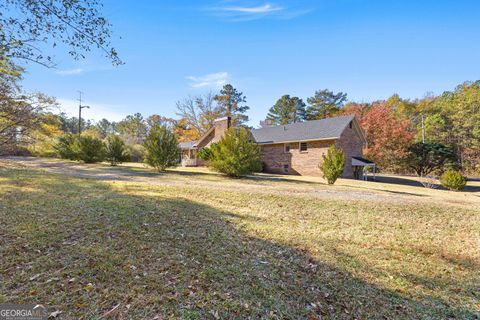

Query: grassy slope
<box><xmin>0</xmin><ymin>165</ymin><xmax>479</xmax><ymax>319</ymax></box>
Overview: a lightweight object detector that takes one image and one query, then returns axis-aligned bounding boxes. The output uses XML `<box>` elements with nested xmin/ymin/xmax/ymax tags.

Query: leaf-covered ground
<box><xmin>0</xmin><ymin>163</ymin><xmax>479</xmax><ymax>319</ymax></box>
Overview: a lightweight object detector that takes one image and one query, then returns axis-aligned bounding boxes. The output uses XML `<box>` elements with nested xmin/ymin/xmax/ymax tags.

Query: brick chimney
<box><xmin>212</xmin><ymin>116</ymin><xmax>231</xmax><ymax>143</ymax></box>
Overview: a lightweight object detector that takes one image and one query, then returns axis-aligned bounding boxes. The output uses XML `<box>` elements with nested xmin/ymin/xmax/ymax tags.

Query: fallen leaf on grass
<box><xmin>84</xmin><ymin>283</ymin><xmax>94</xmax><ymax>291</ymax></box>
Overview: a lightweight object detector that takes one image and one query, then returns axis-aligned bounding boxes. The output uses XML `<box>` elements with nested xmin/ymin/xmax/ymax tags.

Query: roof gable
<box><xmin>250</xmin><ymin>115</ymin><xmax>360</xmax><ymax>144</ymax></box>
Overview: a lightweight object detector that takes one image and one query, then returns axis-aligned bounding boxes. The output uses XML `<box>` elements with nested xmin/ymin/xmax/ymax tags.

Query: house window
<box><xmin>299</xmin><ymin>142</ymin><xmax>308</xmax><ymax>152</ymax></box>
<box><xmin>349</xmin><ymin>121</ymin><xmax>353</xmax><ymax>129</ymax></box>
<box><xmin>283</xmin><ymin>164</ymin><xmax>289</xmax><ymax>173</ymax></box>
<box><xmin>284</xmin><ymin>144</ymin><xmax>291</xmax><ymax>153</ymax></box>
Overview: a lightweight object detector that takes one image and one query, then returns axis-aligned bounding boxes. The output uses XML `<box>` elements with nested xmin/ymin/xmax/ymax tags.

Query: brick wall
<box><xmin>334</xmin><ymin>124</ymin><xmax>364</xmax><ymax>178</ymax></box>
<box><xmin>260</xmin><ymin>125</ymin><xmax>364</xmax><ymax>178</ymax></box>
<box><xmin>261</xmin><ymin>140</ymin><xmax>335</xmax><ymax>176</ymax></box>
<box><xmin>212</xmin><ymin>117</ymin><xmax>231</xmax><ymax>143</ymax></box>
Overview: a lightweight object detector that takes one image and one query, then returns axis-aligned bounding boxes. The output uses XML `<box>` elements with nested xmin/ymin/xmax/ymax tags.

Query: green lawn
<box><xmin>0</xmin><ymin>162</ymin><xmax>479</xmax><ymax>319</ymax></box>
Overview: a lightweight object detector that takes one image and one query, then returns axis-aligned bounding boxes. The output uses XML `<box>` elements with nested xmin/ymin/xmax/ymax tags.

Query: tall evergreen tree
<box><xmin>267</xmin><ymin>95</ymin><xmax>306</xmax><ymax>125</ymax></box>
<box><xmin>306</xmin><ymin>89</ymin><xmax>347</xmax><ymax>120</ymax></box>
<box><xmin>116</xmin><ymin>113</ymin><xmax>147</xmax><ymax>144</ymax></box>
<box><xmin>95</xmin><ymin>119</ymin><xmax>117</xmax><ymax>139</ymax></box>
<box><xmin>214</xmin><ymin>84</ymin><xmax>249</xmax><ymax>125</ymax></box>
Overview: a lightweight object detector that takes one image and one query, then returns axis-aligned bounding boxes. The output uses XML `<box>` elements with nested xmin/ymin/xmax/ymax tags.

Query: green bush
<box><xmin>406</xmin><ymin>142</ymin><xmax>457</xmax><ymax>177</ymax></box>
<box><xmin>197</xmin><ymin>143</ymin><xmax>218</xmax><ymax>162</ymax></box>
<box><xmin>143</xmin><ymin>125</ymin><xmax>180</xmax><ymax>172</ymax></box>
<box><xmin>74</xmin><ymin>135</ymin><xmax>105</xmax><ymax>163</ymax></box>
<box><xmin>319</xmin><ymin>145</ymin><xmax>346</xmax><ymax>185</ymax></box>
<box><xmin>126</xmin><ymin>144</ymin><xmax>145</xmax><ymax>162</ymax></box>
<box><xmin>440</xmin><ymin>169</ymin><xmax>467</xmax><ymax>191</ymax></box>
<box><xmin>55</xmin><ymin>134</ymin><xmax>78</xmax><ymax>160</ymax></box>
<box><xmin>210</xmin><ymin>127</ymin><xmax>262</xmax><ymax>177</ymax></box>
<box><xmin>105</xmin><ymin>135</ymin><xmax>130</xmax><ymax>166</ymax></box>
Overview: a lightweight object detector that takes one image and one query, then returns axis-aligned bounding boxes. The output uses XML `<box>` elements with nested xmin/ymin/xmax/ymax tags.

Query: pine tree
<box><xmin>306</xmin><ymin>89</ymin><xmax>347</xmax><ymax>120</ymax></box>
<box><xmin>214</xmin><ymin>84</ymin><xmax>250</xmax><ymax>125</ymax></box>
<box><xmin>267</xmin><ymin>95</ymin><xmax>306</xmax><ymax>125</ymax></box>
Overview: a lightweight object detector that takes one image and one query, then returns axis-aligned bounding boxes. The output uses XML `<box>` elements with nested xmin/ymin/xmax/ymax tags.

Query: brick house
<box><xmin>179</xmin><ymin>115</ymin><xmax>370</xmax><ymax>179</ymax></box>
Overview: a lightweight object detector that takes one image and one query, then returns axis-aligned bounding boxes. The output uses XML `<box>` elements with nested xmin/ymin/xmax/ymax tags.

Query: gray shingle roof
<box><xmin>179</xmin><ymin>140</ymin><xmax>198</xmax><ymax>149</ymax></box>
<box><xmin>250</xmin><ymin>115</ymin><xmax>355</xmax><ymax>144</ymax></box>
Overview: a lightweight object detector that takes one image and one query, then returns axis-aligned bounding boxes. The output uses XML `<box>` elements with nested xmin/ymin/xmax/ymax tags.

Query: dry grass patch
<box><xmin>0</xmin><ymin>167</ymin><xmax>479</xmax><ymax>319</ymax></box>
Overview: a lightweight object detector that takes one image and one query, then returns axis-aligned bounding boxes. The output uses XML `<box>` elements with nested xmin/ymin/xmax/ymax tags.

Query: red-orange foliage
<box><xmin>343</xmin><ymin>102</ymin><xmax>415</xmax><ymax>171</ymax></box>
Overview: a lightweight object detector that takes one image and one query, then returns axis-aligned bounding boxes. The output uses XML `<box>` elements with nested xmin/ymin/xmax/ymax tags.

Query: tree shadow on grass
<box><xmin>0</xmin><ymin>170</ymin><xmax>477</xmax><ymax>319</ymax></box>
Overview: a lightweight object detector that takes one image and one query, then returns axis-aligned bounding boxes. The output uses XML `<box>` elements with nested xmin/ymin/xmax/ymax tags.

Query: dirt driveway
<box><xmin>3</xmin><ymin>156</ymin><xmax>479</xmax><ymax>207</ymax></box>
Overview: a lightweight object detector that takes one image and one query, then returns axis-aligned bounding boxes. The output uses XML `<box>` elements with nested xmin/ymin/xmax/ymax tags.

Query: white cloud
<box><xmin>222</xmin><ymin>4</ymin><xmax>283</xmax><ymax>14</ymax></box>
<box><xmin>56</xmin><ymin>98</ymin><xmax>128</xmax><ymax>122</ymax></box>
<box><xmin>55</xmin><ymin>68</ymin><xmax>84</xmax><ymax>76</ymax></box>
<box><xmin>210</xmin><ymin>2</ymin><xmax>310</xmax><ymax>21</ymax></box>
<box><xmin>186</xmin><ymin>72</ymin><xmax>229</xmax><ymax>88</ymax></box>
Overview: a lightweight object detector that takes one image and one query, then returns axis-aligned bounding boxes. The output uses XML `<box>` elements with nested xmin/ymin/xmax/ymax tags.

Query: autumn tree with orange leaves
<box><xmin>342</xmin><ymin>102</ymin><xmax>415</xmax><ymax>171</ymax></box>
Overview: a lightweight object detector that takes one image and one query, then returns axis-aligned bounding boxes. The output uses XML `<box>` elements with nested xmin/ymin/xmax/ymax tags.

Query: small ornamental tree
<box><xmin>105</xmin><ymin>135</ymin><xmax>130</xmax><ymax>166</ymax></box>
<box><xmin>440</xmin><ymin>170</ymin><xmax>467</xmax><ymax>191</ymax></box>
<box><xmin>55</xmin><ymin>134</ymin><xmax>78</xmax><ymax>160</ymax></box>
<box><xmin>319</xmin><ymin>145</ymin><xmax>346</xmax><ymax>185</ymax></box>
<box><xmin>406</xmin><ymin>142</ymin><xmax>457</xmax><ymax>177</ymax></box>
<box><xmin>74</xmin><ymin>135</ymin><xmax>105</xmax><ymax>163</ymax></box>
<box><xmin>210</xmin><ymin>127</ymin><xmax>262</xmax><ymax>177</ymax></box>
<box><xmin>143</xmin><ymin>125</ymin><xmax>180</xmax><ymax>172</ymax></box>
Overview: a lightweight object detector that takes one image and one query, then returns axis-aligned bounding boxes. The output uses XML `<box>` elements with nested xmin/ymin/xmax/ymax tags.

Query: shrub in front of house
<box><xmin>143</xmin><ymin>125</ymin><xmax>180</xmax><ymax>172</ymax></box>
<box><xmin>105</xmin><ymin>134</ymin><xmax>130</xmax><ymax>166</ymax></box>
<box><xmin>319</xmin><ymin>145</ymin><xmax>346</xmax><ymax>185</ymax></box>
<box><xmin>197</xmin><ymin>143</ymin><xmax>218</xmax><ymax>162</ymax></box>
<box><xmin>440</xmin><ymin>169</ymin><xmax>467</xmax><ymax>191</ymax></box>
<box><xmin>55</xmin><ymin>134</ymin><xmax>79</xmax><ymax>160</ymax></box>
<box><xmin>210</xmin><ymin>127</ymin><xmax>262</xmax><ymax>177</ymax></box>
<box><xmin>74</xmin><ymin>135</ymin><xmax>106</xmax><ymax>163</ymax></box>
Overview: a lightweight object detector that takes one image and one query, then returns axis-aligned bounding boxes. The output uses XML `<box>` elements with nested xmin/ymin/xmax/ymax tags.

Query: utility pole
<box><xmin>77</xmin><ymin>91</ymin><xmax>90</xmax><ymax>135</ymax></box>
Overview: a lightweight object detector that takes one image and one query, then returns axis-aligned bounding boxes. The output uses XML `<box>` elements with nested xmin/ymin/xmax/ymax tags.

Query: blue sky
<box><xmin>21</xmin><ymin>0</ymin><xmax>480</xmax><ymax>127</ymax></box>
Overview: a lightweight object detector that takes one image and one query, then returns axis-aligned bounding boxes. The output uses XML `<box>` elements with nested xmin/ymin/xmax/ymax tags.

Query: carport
<box><xmin>352</xmin><ymin>157</ymin><xmax>376</xmax><ymax>181</ymax></box>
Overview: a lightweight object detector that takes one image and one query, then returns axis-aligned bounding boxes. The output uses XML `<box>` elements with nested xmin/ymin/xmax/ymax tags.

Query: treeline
<box><xmin>1</xmin><ymin>59</ymin><xmax>479</xmax><ymax>175</ymax></box>
<box><xmin>263</xmin><ymin>86</ymin><xmax>480</xmax><ymax>174</ymax></box>
<box><xmin>1</xmin><ymin>0</ymin><xmax>478</xmax><ymax>178</ymax></box>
